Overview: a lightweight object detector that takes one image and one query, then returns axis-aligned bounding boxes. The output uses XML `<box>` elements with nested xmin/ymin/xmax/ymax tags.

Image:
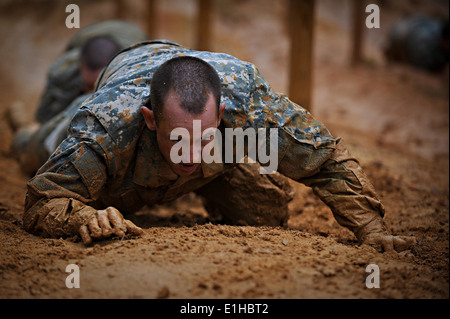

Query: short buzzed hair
<box><xmin>148</xmin><ymin>56</ymin><xmax>222</xmax><ymax>125</ymax></box>
<box><xmin>80</xmin><ymin>36</ymin><xmax>121</xmax><ymax>70</ymax></box>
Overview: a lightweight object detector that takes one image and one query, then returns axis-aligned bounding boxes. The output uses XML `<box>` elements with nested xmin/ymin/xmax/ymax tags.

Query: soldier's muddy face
<box><xmin>142</xmin><ymin>91</ymin><xmax>224</xmax><ymax>176</ymax></box>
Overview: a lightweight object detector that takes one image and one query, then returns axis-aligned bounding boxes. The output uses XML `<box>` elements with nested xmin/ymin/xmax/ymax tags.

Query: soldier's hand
<box><xmin>362</xmin><ymin>233</ymin><xmax>416</xmax><ymax>253</ymax></box>
<box><xmin>78</xmin><ymin>206</ymin><xmax>143</xmax><ymax>245</ymax></box>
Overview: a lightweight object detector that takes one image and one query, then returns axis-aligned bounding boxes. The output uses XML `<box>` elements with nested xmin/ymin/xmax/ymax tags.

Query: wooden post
<box><xmin>351</xmin><ymin>0</ymin><xmax>364</xmax><ymax>66</ymax></box>
<box><xmin>288</xmin><ymin>0</ymin><xmax>315</xmax><ymax>112</ymax></box>
<box><xmin>147</xmin><ymin>0</ymin><xmax>156</xmax><ymax>39</ymax></box>
<box><xmin>116</xmin><ymin>0</ymin><xmax>126</xmax><ymax>19</ymax></box>
<box><xmin>197</xmin><ymin>0</ymin><xmax>211</xmax><ymax>51</ymax></box>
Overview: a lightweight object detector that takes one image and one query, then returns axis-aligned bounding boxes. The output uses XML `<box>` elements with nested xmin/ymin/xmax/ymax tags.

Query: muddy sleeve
<box><xmin>247</xmin><ymin>67</ymin><xmax>388</xmax><ymax>242</ymax></box>
<box><xmin>23</xmin><ymin>110</ymin><xmax>110</xmax><ymax>238</ymax></box>
<box><xmin>35</xmin><ymin>49</ymin><xmax>83</xmax><ymax>124</ymax></box>
<box><xmin>280</xmin><ymin>137</ymin><xmax>389</xmax><ymax>242</ymax></box>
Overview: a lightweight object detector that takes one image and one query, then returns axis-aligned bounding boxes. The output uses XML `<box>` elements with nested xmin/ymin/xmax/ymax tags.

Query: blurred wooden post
<box><xmin>197</xmin><ymin>0</ymin><xmax>211</xmax><ymax>51</ymax></box>
<box><xmin>147</xmin><ymin>0</ymin><xmax>156</xmax><ymax>39</ymax></box>
<box><xmin>351</xmin><ymin>0</ymin><xmax>364</xmax><ymax>66</ymax></box>
<box><xmin>116</xmin><ymin>0</ymin><xmax>126</xmax><ymax>19</ymax></box>
<box><xmin>288</xmin><ymin>0</ymin><xmax>315</xmax><ymax>112</ymax></box>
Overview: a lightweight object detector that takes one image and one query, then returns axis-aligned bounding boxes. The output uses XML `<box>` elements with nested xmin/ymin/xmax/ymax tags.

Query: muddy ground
<box><xmin>0</xmin><ymin>0</ymin><xmax>448</xmax><ymax>299</ymax></box>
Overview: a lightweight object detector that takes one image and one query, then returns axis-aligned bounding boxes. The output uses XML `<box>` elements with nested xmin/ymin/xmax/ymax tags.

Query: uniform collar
<box><xmin>133</xmin><ymin>128</ymin><xmax>223</xmax><ymax>188</ymax></box>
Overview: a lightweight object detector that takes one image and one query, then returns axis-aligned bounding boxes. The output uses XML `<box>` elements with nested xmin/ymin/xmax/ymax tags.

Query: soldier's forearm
<box><xmin>23</xmin><ymin>197</ymin><xmax>97</xmax><ymax>239</ymax></box>
<box><xmin>299</xmin><ymin>137</ymin><xmax>389</xmax><ymax>242</ymax></box>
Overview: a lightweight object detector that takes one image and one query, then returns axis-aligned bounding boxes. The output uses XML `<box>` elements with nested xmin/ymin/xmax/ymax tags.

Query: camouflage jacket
<box><xmin>35</xmin><ymin>20</ymin><xmax>148</xmax><ymax>124</ymax></box>
<box><xmin>24</xmin><ymin>40</ymin><xmax>387</xmax><ymax>242</ymax></box>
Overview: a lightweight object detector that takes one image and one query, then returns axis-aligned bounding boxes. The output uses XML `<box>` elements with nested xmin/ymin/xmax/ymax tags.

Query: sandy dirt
<box><xmin>0</xmin><ymin>0</ymin><xmax>448</xmax><ymax>299</ymax></box>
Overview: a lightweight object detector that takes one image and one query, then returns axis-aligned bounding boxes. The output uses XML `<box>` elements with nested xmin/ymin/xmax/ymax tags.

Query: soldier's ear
<box><xmin>217</xmin><ymin>103</ymin><xmax>225</xmax><ymax>126</ymax></box>
<box><xmin>141</xmin><ymin>106</ymin><xmax>157</xmax><ymax>130</ymax></box>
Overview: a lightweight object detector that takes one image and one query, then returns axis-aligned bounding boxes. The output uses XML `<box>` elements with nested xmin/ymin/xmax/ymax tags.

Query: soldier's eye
<box><xmin>170</xmin><ymin>135</ymin><xmax>181</xmax><ymax>141</ymax></box>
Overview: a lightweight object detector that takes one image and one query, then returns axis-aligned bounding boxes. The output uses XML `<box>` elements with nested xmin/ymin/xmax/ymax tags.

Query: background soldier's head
<box><xmin>79</xmin><ymin>36</ymin><xmax>121</xmax><ymax>93</ymax></box>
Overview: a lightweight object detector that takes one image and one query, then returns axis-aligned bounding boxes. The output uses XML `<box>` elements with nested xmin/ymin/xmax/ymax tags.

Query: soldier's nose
<box><xmin>190</xmin><ymin>148</ymin><xmax>202</xmax><ymax>163</ymax></box>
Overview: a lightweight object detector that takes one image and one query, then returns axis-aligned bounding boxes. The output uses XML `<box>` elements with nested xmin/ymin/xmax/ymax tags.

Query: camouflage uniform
<box><xmin>13</xmin><ymin>94</ymin><xmax>90</xmax><ymax>175</ymax></box>
<box><xmin>35</xmin><ymin>20</ymin><xmax>148</xmax><ymax>124</ymax></box>
<box><xmin>23</xmin><ymin>40</ymin><xmax>388</xmax><ymax>243</ymax></box>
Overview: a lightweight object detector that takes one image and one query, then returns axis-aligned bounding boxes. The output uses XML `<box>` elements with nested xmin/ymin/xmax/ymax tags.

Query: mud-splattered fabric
<box><xmin>13</xmin><ymin>94</ymin><xmax>90</xmax><ymax>176</ymax></box>
<box><xmin>24</xmin><ymin>41</ymin><xmax>387</xmax><ymax>242</ymax></box>
<box><xmin>34</xmin><ymin>20</ymin><xmax>148</xmax><ymax>124</ymax></box>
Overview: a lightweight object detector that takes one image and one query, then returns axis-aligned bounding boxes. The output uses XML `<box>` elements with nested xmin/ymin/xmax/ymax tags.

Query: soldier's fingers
<box><xmin>124</xmin><ymin>219</ymin><xmax>144</xmax><ymax>236</ymax></box>
<box><xmin>393</xmin><ymin>236</ymin><xmax>416</xmax><ymax>252</ymax></box>
<box><xmin>79</xmin><ymin>225</ymin><xmax>92</xmax><ymax>245</ymax></box>
<box><xmin>363</xmin><ymin>234</ymin><xmax>384</xmax><ymax>252</ymax></box>
<box><xmin>406</xmin><ymin>236</ymin><xmax>417</xmax><ymax>246</ymax></box>
<box><xmin>97</xmin><ymin>209</ymin><xmax>113</xmax><ymax>237</ymax></box>
<box><xmin>106</xmin><ymin>207</ymin><xmax>127</xmax><ymax>237</ymax></box>
<box><xmin>88</xmin><ymin>216</ymin><xmax>102</xmax><ymax>239</ymax></box>
<box><xmin>381</xmin><ymin>236</ymin><xmax>395</xmax><ymax>252</ymax></box>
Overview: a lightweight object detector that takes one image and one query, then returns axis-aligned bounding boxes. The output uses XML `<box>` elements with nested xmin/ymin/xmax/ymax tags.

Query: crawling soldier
<box><xmin>22</xmin><ymin>40</ymin><xmax>416</xmax><ymax>252</ymax></box>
